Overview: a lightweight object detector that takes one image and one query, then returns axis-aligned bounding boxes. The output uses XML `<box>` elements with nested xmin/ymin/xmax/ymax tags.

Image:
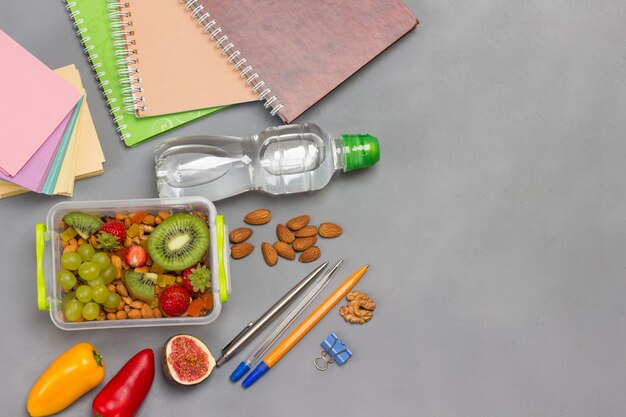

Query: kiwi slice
<box><xmin>148</xmin><ymin>213</ymin><xmax>209</xmax><ymax>271</ymax></box>
<box><xmin>62</xmin><ymin>212</ymin><xmax>103</xmax><ymax>239</ymax></box>
<box><xmin>125</xmin><ymin>271</ymin><xmax>157</xmax><ymax>303</ymax></box>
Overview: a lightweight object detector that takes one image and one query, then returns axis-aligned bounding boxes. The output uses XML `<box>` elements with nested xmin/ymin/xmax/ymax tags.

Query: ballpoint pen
<box><xmin>216</xmin><ymin>261</ymin><xmax>329</xmax><ymax>367</ymax></box>
<box><xmin>242</xmin><ymin>264</ymin><xmax>369</xmax><ymax>388</ymax></box>
<box><xmin>230</xmin><ymin>259</ymin><xmax>343</xmax><ymax>382</ymax></box>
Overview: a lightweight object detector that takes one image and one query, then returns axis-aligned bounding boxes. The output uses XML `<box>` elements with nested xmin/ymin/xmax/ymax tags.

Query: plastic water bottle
<box><xmin>154</xmin><ymin>123</ymin><xmax>380</xmax><ymax>201</ymax></box>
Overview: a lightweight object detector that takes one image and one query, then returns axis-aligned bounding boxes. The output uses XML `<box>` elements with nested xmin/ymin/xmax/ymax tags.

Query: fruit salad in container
<box><xmin>36</xmin><ymin>197</ymin><xmax>230</xmax><ymax>330</ymax></box>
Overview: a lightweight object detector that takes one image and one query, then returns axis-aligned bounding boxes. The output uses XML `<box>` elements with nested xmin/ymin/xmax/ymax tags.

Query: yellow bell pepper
<box><xmin>27</xmin><ymin>342</ymin><xmax>105</xmax><ymax>416</ymax></box>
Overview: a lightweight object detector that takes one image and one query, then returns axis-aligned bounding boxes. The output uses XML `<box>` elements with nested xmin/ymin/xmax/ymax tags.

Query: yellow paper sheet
<box><xmin>53</xmin><ymin>65</ymin><xmax>84</xmax><ymax>195</ymax></box>
<box><xmin>0</xmin><ymin>66</ymin><xmax>104</xmax><ymax>198</ymax></box>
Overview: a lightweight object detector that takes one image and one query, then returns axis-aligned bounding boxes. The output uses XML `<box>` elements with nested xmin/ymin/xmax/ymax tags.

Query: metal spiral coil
<box><xmin>178</xmin><ymin>0</ymin><xmax>284</xmax><ymax>117</ymax></box>
<box><xmin>107</xmin><ymin>0</ymin><xmax>145</xmax><ymax>115</ymax></box>
<box><xmin>64</xmin><ymin>0</ymin><xmax>131</xmax><ymax>141</ymax></box>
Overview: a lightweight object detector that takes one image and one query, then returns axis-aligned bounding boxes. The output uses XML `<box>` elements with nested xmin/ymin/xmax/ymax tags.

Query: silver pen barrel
<box><xmin>216</xmin><ymin>261</ymin><xmax>329</xmax><ymax>367</ymax></box>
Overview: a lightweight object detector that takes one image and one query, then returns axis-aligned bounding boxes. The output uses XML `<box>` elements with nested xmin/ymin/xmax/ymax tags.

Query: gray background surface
<box><xmin>2</xmin><ymin>0</ymin><xmax>626</xmax><ymax>416</ymax></box>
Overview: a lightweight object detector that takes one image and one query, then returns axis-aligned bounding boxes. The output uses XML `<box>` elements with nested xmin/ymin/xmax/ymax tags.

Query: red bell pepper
<box><xmin>92</xmin><ymin>349</ymin><xmax>155</xmax><ymax>417</ymax></box>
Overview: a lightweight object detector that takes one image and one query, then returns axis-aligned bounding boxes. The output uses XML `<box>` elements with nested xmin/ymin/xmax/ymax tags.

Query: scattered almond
<box><xmin>244</xmin><ymin>208</ymin><xmax>272</xmax><ymax>225</ymax></box>
<box><xmin>142</xmin><ymin>215</ymin><xmax>156</xmax><ymax>225</ymax></box>
<box><xmin>276</xmin><ymin>224</ymin><xmax>295</xmax><ymax>243</ymax></box>
<box><xmin>274</xmin><ymin>241</ymin><xmax>296</xmax><ymax>260</ymax></box>
<box><xmin>292</xmin><ymin>236</ymin><xmax>317</xmax><ymax>252</ymax></box>
<box><xmin>319</xmin><ymin>222</ymin><xmax>343</xmax><ymax>238</ymax></box>
<box><xmin>152</xmin><ymin>308</ymin><xmax>163</xmax><ymax>318</ymax></box>
<box><xmin>286</xmin><ymin>215</ymin><xmax>310</xmax><ymax>231</ymax></box>
<box><xmin>294</xmin><ymin>225</ymin><xmax>318</xmax><ymax>238</ymax></box>
<box><xmin>299</xmin><ymin>246</ymin><xmax>321</xmax><ymax>263</ymax></box>
<box><xmin>116</xmin><ymin>311</ymin><xmax>128</xmax><ymax>320</ymax></box>
<box><xmin>129</xmin><ymin>300</ymin><xmax>144</xmax><ymax>310</ymax></box>
<box><xmin>158</xmin><ymin>211</ymin><xmax>170</xmax><ymax>220</ymax></box>
<box><xmin>114</xmin><ymin>213</ymin><xmax>126</xmax><ymax>220</ymax></box>
<box><xmin>115</xmin><ymin>283</ymin><xmax>128</xmax><ymax>297</ymax></box>
<box><xmin>229</xmin><ymin>227</ymin><xmax>253</xmax><ymax>243</ymax></box>
<box><xmin>106</xmin><ymin>313</ymin><xmax>117</xmax><ymax>320</ymax></box>
<box><xmin>261</xmin><ymin>242</ymin><xmax>279</xmax><ymax>266</ymax></box>
<box><xmin>231</xmin><ymin>242</ymin><xmax>255</xmax><ymax>259</ymax></box>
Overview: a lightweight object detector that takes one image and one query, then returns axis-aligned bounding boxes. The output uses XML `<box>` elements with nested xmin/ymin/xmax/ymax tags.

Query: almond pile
<box><xmin>229</xmin><ymin>209</ymin><xmax>343</xmax><ymax>266</ymax></box>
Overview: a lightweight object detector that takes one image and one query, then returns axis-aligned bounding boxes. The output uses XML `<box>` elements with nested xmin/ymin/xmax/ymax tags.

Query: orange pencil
<box><xmin>242</xmin><ymin>264</ymin><xmax>369</xmax><ymax>388</ymax></box>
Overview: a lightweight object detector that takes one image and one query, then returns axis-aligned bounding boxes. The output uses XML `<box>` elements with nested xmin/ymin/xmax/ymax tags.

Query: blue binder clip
<box><xmin>314</xmin><ymin>332</ymin><xmax>352</xmax><ymax>371</ymax></box>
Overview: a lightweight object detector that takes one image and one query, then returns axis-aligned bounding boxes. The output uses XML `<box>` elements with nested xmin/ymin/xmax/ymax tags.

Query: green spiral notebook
<box><xmin>65</xmin><ymin>0</ymin><xmax>225</xmax><ymax>146</ymax></box>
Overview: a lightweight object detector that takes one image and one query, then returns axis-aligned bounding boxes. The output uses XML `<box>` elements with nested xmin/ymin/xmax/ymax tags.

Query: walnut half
<box><xmin>339</xmin><ymin>290</ymin><xmax>376</xmax><ymax>324</ymax></box>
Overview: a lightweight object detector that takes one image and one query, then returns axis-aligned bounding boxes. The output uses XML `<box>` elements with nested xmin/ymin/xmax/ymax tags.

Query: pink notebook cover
<box><xmin>0</xmin><ymin>105</ymin><xmax>75</xmax><ymax>192</ymax></box>
<box><xmin>0</xmin><ymin>30</ymin><xmax>81</xmax><ymax>176</ymax></box>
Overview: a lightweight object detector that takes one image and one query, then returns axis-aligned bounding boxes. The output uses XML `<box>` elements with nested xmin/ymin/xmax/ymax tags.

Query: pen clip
<box><xmin>222</xmin><ymin>321</ymin><xmax>254</xmax><ymax>353</ymax></box>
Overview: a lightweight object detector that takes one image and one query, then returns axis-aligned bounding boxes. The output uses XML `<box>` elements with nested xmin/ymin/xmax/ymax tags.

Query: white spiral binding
<box><xmin>64</xmin><ymin>0</ymin><xmax>130</xmax><ymax>141</ymax></box>
<box><xmin>107</xmin><ymin>0</ymin><xmax>146</xmax><ymax>114</ymax></box>
<box><xmin>180</xmin><ymin>0</ymin><xmax>284</xmax><ymax>117</ymax></box>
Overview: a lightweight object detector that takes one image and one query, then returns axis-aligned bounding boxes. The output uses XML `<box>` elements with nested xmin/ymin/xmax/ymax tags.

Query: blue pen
<box><xmin>230</xmin><ymin>259</ymin><xmax>342</xmax><ymax>382</ymax></box>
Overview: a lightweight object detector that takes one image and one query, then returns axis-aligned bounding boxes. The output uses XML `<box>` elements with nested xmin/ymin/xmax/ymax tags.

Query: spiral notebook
<box><xmin>111</xmin><ymin>0</ymin><xmax>255</xmax><ymax>118</ymax></box>
<box><xmin>65</xmin><ymin>0</ymin><xmax>225</xmax><ymax>146</ymax></box>
<box><xmin>183</xmin><ymin>0</ymin><xmax>418</xmax><ymax>123</ymax></box>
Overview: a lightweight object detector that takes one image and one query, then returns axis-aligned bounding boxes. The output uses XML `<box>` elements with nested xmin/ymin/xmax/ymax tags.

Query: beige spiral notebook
<box><xmin>114</xmin><ymin>0</ymin><xmax>256</xmax><ymax>117</ymax></box>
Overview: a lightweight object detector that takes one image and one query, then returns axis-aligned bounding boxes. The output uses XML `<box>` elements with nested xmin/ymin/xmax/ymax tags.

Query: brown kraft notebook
<box><xmin>181</xmin><ymin>0</ymin><xmax>418</xmax><ymax>123</ymax></box>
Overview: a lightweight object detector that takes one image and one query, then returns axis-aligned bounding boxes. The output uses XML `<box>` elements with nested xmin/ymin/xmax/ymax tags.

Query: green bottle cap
<box><xmin>341</xmin><ymin>134</ymin><xmax>380</xmax><ymax>172</ymax></box>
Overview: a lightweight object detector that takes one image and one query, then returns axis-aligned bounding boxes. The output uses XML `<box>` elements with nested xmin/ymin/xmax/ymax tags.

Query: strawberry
<box><xmin>182</xmin><ymin>265</ymin><xmax>211</xmax><ymax>295</ymax></box>
<box><xmin>159</xmin><ymin>286</ymin><xmax>190</xmax><ymax>317</ymax></box>
<box><xmin>98</xmin><ymin>220</ymin><xmax>126</xmax><ymax>245</ymax></box>
<box><xmin>125</xmin><ymin>245</ymin><xmax>147</xmax><ymax>268</ymax></box>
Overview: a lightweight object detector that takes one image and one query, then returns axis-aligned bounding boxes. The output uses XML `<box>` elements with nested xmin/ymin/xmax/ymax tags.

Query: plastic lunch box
<box><xmin>36</xmin><ymin>196</ymin><xmax>231</xmax><ymax>330</ymax></box>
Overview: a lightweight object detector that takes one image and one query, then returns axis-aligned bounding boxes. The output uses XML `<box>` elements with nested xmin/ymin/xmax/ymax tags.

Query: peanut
<box><xmin>89</xmin><ymin>235</ymin><xmax>101</xmax><ymax>249</ymax></box>
<box><xmin>124</xmin><ymin>305</ymin><xmax>131</xmax><ymax>313</ymax></box>
<box><xmin>115</xmin><ymin>283</ymin><xmax>128</xmax><ymax>297</ymax></box>
<box><xmin>152</xmin><ymin>308</ymin><xmax>163</xmax><ymax>318</ymax></box>
<box><xmin>117</xmin><ymin>300</ymin><xmax>124</xmax><ymax>311</ymax></box>
<box><xmin>158</xmin><ymin>211</ymin><xmax>170</xmax><ymax>220</ymax></box>
<box><xmin>155</xmin><ymin>217</ymin><xmax>162</xmax><ymax>225</ymax></box>
<box><xmin>111</xmin><ymin>256</ymin><xmax>123</xmax><ymax>279</ymax></box>
<box><xmin>128</xmin><ymin>309</ymin><xmax>141</xmax><ymax>319</ymax></box>
<box><xmin>140</xmin><ymin>304</ymin><xmax>153</xmax><ymax>318</ymax></box>
<box><xmin>115</xmin><ymin>213</ymin><xmax>126</xmax><ymax>220</ymax></box>
<box><xmin>96</xmin><ymin>312</ymin><xmax>106</xmax><ymax>321</ymax></box>
<box><xmin>130</xmin><ymin>301</ymin><xmax>144</xmax><ymax>309</ymax></box>
<box><xmin>107</xmin><ymin>313</ymin><xmax>117</xmax><ymax>320</ymax></box>
<box><xmin>116</xmin><ymin>311</ymin><xmax>127</xmax><ymax>320</ymax></box>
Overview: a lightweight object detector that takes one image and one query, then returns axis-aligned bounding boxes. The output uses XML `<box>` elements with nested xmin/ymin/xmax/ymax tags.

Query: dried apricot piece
<box><xmin>187</xmin><ymin>298</ymin><xmax>204</xmax><ymax>317</ymax></box>
<box><xmin>200</xmin><ymin>293</ymin><xmax>214</xmax><ymax>311</ymax></box>
<box><xmin>130</xmin><ymin>211</ymin><xmax>148</xmax><ymax>224</ymax></box>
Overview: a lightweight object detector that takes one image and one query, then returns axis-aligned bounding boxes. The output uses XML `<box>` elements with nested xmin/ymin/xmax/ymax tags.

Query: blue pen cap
<box><xmin>230</xmin><ymin>361</ymin><xmax>251</xmax><ymax>382</ymax></box>
<box><xmin>242</xmin><ymin>361</ymin><xmax>270</xmax><ymax>388</ymax></box>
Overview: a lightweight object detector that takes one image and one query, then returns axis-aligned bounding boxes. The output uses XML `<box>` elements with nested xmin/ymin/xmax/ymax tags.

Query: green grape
<box><xmin>92</xmin><ymin>285</ymin><xmax>109</xmax><ymax>304</ymax></box>
<box><xmin>103</xmin><ymin>292</ymin><xmax>121</xmax><ymax>309</ymax></box>
<box><xmin>62</xmin><ymin>291</ymin><xmax>76</xmax><ymax>308</ymax></box>
<box><xmin>87</xmin><ymin>277</ymin><xmax>105</xmax><ymax>288</ymax></box>
<box><xmin>76</xmin><ymin>285</ymin><xmax>93</xmax><ymax>303</ymax></box>
<box><xmin>92</xmin><ymin>252</ymin><xmax>111</xmax><ymax>270</ymax></box>
<box><xmin>82</xmin><ymin>302</ymin><xmax>100</xmax><ymax>321</ymax></box>
<box><xmin>57</xmin><ymin>269</ymin><xmax>77</xmax><ymax>291</ymax></box>
<box><xmin>61</xmin><ymin>252</ymin><xmax>82</xmax><ymax>270</ymax></box>
<box><xmin>100</xmin><ymin>264</ymin><xmax>118</xmax><ymax>284</ymax></box>
<box><xmin>64</xmin><ymin>299</ymin><xmax>83</xmax><ymax>322</ymax></box>
<box><xmin>78</xmin><ymin>261</ymin><xmax>100</xmax><ymax>281</ymax></box>
<box><xmin>77</xmin><ymin>244</ymin><xmax>95</xmax><ymax>261</ymax></box>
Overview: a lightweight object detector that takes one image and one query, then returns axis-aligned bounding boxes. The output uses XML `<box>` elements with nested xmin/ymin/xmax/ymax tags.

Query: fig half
<box><xmin>162</xmin><ymin>334</ymin><xmax>215</xmax><ymax>386</ymax></box>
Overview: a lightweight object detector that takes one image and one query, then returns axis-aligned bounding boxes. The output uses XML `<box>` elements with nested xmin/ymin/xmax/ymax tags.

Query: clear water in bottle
<box><xmin>155</xmin><ymin>123</ymin><xmax>380</xmax><ymax>201</ymax></box>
